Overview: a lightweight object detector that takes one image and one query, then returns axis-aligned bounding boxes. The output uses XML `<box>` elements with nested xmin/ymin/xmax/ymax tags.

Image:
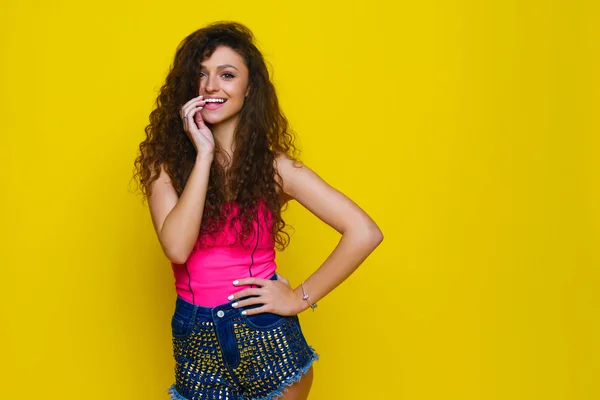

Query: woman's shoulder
<box><xmin>273</xmin><ymin>151</ymin><xmax>304</xmax><ymax>172</ymax></box>
<box><xmin>273</xmin><ymin>152</ymin><xmax>303</xmax><ymax>207</ymax></box>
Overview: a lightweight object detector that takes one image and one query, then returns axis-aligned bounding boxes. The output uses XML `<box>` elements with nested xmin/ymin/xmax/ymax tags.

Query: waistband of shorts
<box><xmin>175</xmin><ymin>272</ymin><xmax>278</xmax><ymax>321</ymax></box>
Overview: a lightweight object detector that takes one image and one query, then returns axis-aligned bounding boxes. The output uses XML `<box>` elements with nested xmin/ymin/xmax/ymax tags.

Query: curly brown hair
<box><xmin>132</xmin><ymin>21</ymin><xmax>300</xmax><ymax>251</ymax></box>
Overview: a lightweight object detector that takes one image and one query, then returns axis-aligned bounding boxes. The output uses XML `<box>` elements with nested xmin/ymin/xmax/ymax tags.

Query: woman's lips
<box><xmin>204</xmin><ymin>101</ymin><xmax>226</xmax><ymax>110</ymax></box>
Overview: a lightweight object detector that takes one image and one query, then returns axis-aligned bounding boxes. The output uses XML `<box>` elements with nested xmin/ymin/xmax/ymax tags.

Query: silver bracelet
<box><xmin>300</xmin><ymin>282</ymin><xmax>318</xmax><ymax>311</ymax></box>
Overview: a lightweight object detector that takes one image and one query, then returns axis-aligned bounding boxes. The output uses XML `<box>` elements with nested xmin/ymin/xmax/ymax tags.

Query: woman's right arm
<box><xmin>148</xmin><ymin>154</ymin><xmax>214</xmax><ymax>264</ymax></box>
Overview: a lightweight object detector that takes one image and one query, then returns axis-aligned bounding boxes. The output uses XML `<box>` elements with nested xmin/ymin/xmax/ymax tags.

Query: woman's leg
<box><xmin>279</xmin><ymin>365</ymin><xmax>314</xmax><ymax>400</ymax></box>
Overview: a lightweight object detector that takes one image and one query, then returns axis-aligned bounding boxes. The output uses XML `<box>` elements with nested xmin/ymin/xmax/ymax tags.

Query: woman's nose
<box><xmin>205</xmin><ymin>76</ymin><xmax>219</xmax><ymax>92</ymax></box>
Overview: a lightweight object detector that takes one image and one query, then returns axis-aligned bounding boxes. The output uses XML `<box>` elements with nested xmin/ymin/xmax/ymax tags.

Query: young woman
<box><xmin>134</xmin><ymin>21</ymin><xmax>383</xmax><ymax>400</ymax></box>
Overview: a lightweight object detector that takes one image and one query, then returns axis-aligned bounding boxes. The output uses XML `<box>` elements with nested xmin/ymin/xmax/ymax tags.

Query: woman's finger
<box><xmin>193</xmin><ymin>105</ymin><xmax>206</xmax><ymax>127</ymax></box>
<box><xmin>180</xmin><ymin>96</ymin><xmax>204</xmax><ymax>119</ymax></box>
<box><xmin>233</xmin><ymin>277</ymin><xmax>272</xmax><ymax>287</ymax></box>
<box><xmin>228</xmin><ymin>288</ymin><xmax>263</xmax><ymax>301</ymax></box>
<box><xmin>241</xmin><ymin>304</ymin><xmax>271</xmax><ymax>316</ymax></box>
<box><xmin>186</xmin><ymin>105</ymin><xmax>204</xmax><ymax>121</ymax></box>
<box><xmin>183</xmin><ymin>95</ymin><xmax>204</xmax><ymax>111</ymax></box>
<box><xmin>276</xmin><ymin>274</ymin><xmax>290</xmax><ymax>285</ymax></box>
<box><xmin>185</xmin><ymin>102</ymin><xmax>205</xmax><ymax>118</ymax></box>
<box><xmin>233</xmin><ymin>297</ymin><xmax>265</xmax><ymax>309</ymax></box>
<box><xmin>184</xmin><ymin>106</ymin><xmax>205</xmax><ymax>133</ymax></box>
<box><xmin>181</xmin><ymin>104</ymin><xmax>202</xmax><ymax>124</ymax></box>
<box><xmin>180</xmin><ymin>99</ymin><xmax>194</xmax><ymax>119</ymax></box>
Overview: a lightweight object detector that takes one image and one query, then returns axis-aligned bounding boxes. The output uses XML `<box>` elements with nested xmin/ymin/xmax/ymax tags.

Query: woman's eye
<box><xmin>222</xmin><ymin>73</ymin><xmax>235</xmax><ymax>79</ymax></box>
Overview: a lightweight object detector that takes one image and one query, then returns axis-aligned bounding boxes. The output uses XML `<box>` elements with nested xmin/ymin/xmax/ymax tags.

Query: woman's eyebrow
<box><xmin>200</xmin><ymin>64</ymin><xmax>239</xmax><ymax>71</ymax></box>
<box><xmin>218</xmin><ymin>64</ymin><xmax>239</xmax><ymax>71</ymax></box>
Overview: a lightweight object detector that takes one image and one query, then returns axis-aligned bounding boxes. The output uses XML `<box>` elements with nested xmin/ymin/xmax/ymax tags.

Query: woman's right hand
<box><xmin>180</xmin><ymin>95</ymin><xmax>215</xmax><ymax>158</ymax></box>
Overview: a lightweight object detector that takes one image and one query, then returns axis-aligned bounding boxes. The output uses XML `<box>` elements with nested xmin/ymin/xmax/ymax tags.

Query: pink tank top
<box><xmin>171</xmin><ymin>199</ymin><xmax>277</xmax><ymax>307</ymax></box>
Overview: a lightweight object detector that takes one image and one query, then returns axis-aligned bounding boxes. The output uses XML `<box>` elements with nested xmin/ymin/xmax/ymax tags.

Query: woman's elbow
<box><xmin>351</xmin><ymin>222</ymin><xmax>383</xmax><ymax>248</ymax></box>
<box><xmin>162</xmin><ymin>243</ymin><xmax>191</xmax><ymax>265</ymax></box>
<box><xmin>369</xmin><ymin>226</ymin><xmax>384</xmax><ymax>247</ymax></box>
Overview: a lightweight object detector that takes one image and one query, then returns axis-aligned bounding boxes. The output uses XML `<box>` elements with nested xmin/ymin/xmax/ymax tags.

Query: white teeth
<box><xmin>204</xmin><ymin>98</ymin><xmax>226</xmax><ymax>103</ymax></box>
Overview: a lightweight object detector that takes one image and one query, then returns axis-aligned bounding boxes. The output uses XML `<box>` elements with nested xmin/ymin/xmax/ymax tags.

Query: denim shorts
<box><xmin>167</xmin><ymin>273</ymin><xmax>319</xmax><ymax>400</ymax></box>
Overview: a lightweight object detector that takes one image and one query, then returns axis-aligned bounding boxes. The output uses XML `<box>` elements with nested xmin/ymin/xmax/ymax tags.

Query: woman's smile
<box><xmin>203</xmin><ymin>97</ymin><xmax>228</xmax><ymax>111</ymax></box>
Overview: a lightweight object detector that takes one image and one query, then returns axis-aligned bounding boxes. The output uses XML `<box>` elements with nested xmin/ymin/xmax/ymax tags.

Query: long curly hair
<box><xmin>132</xmin><ymin>21</ymin><xmax>300</xmax><ymax>251</ymax></box>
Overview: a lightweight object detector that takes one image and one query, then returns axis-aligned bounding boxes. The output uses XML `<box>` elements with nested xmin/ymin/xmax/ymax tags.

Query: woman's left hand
<box><xmin>228</xmin><ymin>274</ymin><xmax>305</xmax><ymax>316</ymax></box>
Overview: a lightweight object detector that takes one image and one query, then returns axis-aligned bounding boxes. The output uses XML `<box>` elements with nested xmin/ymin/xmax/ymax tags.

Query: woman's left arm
<box><xmin>231</xmin><ymin>154</ymin><xmax>384</xmax><ymax>315</ymax></box>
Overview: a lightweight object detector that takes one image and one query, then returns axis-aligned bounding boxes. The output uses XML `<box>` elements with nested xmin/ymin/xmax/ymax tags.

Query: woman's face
<box><xmin>198</xmin><ymin>46</ymin><xmax>250</xmax><ymax>126</ymax></box>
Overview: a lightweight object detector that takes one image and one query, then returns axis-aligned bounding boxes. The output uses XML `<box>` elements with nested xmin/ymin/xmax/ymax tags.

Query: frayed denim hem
<box><xmin>167</xmin><ymin>384</ymin><xmax>188</xmax><ymax>400</ymax></box>
<box><xmin>167</xmin><ymin>347</ymin><xmax>319</xmax><ymax>400</ymax></box>
<box><xmin>253</xmin><ymin>347</ymin><xmax>320</xmax><ymax>400</ymax></box>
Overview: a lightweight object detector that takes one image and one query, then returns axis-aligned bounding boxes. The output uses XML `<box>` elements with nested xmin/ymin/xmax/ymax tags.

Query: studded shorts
<box><xmin>167</xmin><ymin>274</ymin><xmax>319</xmax><ymax>400</ymax></box>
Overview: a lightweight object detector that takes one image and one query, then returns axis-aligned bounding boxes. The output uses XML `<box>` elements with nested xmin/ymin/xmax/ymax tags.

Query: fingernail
<box><xmin>228</xmin><ymin>294</ymin><xmax>234</xmax><ymax>300</ymax></box>
<box><xmin>232</xmin><ymin>302</ymin><xmax>238</xmax><ymax>307</ymax></box>
<box><xmin>241</xmin><ymin>310</ymin><xmax>247</xmax><ymax>315</ymax></box>
<box><xmin>233</xmin><ymin>280</ymin><xmax>239</xmax><ymax>285</ymax></box>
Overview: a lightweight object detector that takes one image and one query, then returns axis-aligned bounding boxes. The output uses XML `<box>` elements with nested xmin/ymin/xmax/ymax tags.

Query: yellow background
<box><xmin>1</xmin><ymin>1</ymin><xmax>598</xmax><ymax>399</ymax></box>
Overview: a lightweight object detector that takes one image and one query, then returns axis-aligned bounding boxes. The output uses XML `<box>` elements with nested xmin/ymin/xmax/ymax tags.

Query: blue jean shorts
<box><xmin>167</xmin><ymin>273</ymin><xmax>319</xmax><ymax>400</ymax></box>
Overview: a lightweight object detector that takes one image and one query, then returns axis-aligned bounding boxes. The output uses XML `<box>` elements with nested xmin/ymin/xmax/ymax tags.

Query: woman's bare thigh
<box><xmin>278</xmin><ymin>365</ymin><xmax>314</xmax><ymax>400</ymax></box>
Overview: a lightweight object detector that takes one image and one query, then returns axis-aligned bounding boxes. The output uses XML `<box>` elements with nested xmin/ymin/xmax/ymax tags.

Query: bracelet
<box><xmin>300</xmin><ymin>282</ymin><xmax>318</xmax><ymax>311</ymax></box>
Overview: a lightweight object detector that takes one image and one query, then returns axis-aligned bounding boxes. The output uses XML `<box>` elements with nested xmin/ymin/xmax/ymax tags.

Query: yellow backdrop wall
<box><xmin>1</xmin><ymin>0</ymin><xmax>598</xmax><ymax>399</ymax></box>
